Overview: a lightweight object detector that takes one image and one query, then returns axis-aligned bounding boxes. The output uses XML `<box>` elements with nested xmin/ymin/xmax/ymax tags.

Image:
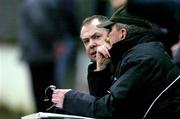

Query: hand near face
<box><xmin>96</xmin><ymin>42</ymin><xmax>112</xmax><ymax>71</ymax></box>
<box><xmin>52</xmin><ymin>89</ymin><xmax>71</xmax><ymax>108</ymax></box>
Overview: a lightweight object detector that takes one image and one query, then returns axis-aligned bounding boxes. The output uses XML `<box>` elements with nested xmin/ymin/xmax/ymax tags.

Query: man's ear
<box><xmin>120</xmin><ymin>28</ymin><xmax>127</xmax><ymax>40</ymax></box>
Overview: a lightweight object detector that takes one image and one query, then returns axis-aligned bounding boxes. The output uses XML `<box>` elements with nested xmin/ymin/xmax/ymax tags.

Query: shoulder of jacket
<box><xmin>121</xmin><ymin>42</ymin><xmax>164</xmax><ymax>63</ymax></box>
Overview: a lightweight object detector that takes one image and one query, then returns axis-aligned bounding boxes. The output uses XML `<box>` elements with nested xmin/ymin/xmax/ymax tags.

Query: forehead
<box><xmin>80</xmin><ymin>19</ymin><xmax>107</xmax><ymax>38</ymax></box>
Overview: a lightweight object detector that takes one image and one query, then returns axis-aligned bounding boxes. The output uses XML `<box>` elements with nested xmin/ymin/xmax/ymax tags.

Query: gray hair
<box><xmin>81</xmin><ymin>15</ymin><xmax>108</xmax><ymax>28</ymax></box>
<box><xmin>115</xmin><ymin>23</ymin><xmax>150</xmax><ymax>35</ymax></box>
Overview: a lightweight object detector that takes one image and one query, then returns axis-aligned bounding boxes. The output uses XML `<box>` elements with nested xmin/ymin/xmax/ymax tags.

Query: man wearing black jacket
<box><xmin>80</xmin><ymin>15</ymin><xmax>113</xmax><ymax>97</ymax></box>
<box><xmin>52</xmin><ymin>8</ymin><xmax>180</xmax><ymax>119</ymax></box>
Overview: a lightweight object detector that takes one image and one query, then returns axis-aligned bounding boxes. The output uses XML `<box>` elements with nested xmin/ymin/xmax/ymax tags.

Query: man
<box><xmin>97</xmin><ymin>8</ymin><xmax>180</xmax><ymax>118</ymax></box>
<box><xmin>51</xmin><ymin>15</ymin><xmax>113</xmax><ymax>116</ymax></box>
<box><xmin>80</xmin><ymin>15</ymin><xmax>113</xmax><ymax>97</ymax></box>
<box><xmin>52</xmin><ymin>8</ymin><xmax>180</xmax><ymax>119</ymax></box>
<box><xmin>52</xmin><ymin>14</ymin><xmax>112</xmax><ymax>99</ymax></box>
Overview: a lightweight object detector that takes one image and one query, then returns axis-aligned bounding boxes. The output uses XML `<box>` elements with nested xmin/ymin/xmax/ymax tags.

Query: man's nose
<box><xmin>89</xmin><ymin>39</ymin><xmax>96</xmax><ymax>48</ymax></box>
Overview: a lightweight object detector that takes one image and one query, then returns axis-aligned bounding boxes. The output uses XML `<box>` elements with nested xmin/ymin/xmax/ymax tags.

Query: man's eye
<box><xmin>83</xmin><ymin>39</ymin><xmax>89</xmax><ymax>44</ymax></box>
<box><xmin>94</xmin><ymin>35</ymin><xmax>101</xmax><ymax>39</ymax></box>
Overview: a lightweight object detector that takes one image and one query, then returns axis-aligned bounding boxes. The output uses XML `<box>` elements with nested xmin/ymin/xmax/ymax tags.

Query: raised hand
<box><xmin>96</xmin><ymin>41</ymin><xmax>112</xmax><ymax>71</ymax></box>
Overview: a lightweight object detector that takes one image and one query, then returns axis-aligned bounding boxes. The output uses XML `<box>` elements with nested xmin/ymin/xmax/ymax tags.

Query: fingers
<box><xmin>51</xmin><ymin>89</ymin><xmax>64</xmax><ymax>108</ymax></box>
<box><xmin>97</xmin><ymin>44</ymin><xmax>111</xmax><ymax>58</ymax></box>
<box><xmin>53</xmin><ymin>89</ymin><xmax>62</xmax><ymax>94</ymax></box>
<box><xmin>53</xmin><ymin>89</ymin><xmax>71</xmax><ymax>94</ymax></box>
<box><xmin>96</xmin><ymin>44</ymin><xmax>111</xmax><ymax>71</ymax></box>
<box><xmin>51</xmin><ymin>89</ymin><xmax>71</xmax><ymax>108</ymax></box>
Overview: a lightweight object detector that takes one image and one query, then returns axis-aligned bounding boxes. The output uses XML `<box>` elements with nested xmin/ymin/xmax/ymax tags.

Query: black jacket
<box><xmin>87</xmin><ymin>62</ymin><xmax>113</xmax><ymax>97</ymax></box>
<box><xmin>62</xmin><ymin>32</ymin><xmax>180</xmax><ymax>119</ymax></box>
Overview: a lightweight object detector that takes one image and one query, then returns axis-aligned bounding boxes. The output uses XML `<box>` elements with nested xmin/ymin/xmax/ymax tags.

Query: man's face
<box><xmin>108</xmin><ymin>24</ymin><xmax>125</xmax><ymax>45</ymax></box>
<box><xmin>80</xmin><ymin>19</ymin><xmax>109</xmax><ymax>61</ymax></box>
<box><xmin>110</xmin><ymin>0</ymin><xmax>127</xmax><ymax>9</ymax></box>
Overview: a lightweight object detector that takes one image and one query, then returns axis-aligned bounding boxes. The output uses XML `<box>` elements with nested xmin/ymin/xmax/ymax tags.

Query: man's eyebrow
<box><xmin>81</xmin><ymin>37</ymin><xmax>88</xmax><ymax>41</ymax></box>
<box><xmin>82</xmin><ymin>33</ymin><xmax>95</xmax><ymax>40</ymax></box>
<box><xmin>81</xmin><ymin>31</ymin><xmax>102</xmax><ymax>40</ymax></box>
<box><xmin>92</xmin><ymin>32</ymin><xmax>101</xmax><ymax>37</ymax></box>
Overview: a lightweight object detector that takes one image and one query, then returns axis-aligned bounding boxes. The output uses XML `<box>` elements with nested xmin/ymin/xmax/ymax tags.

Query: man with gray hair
<box><xmin>97</xmin><ymin>7</ymin><xmax>180</xmax><ymax>118</ymax></box>
<box><xmin>51</xmin><ymin>8</ymin><xmax>180</xmax><ymax>119</ymax></box>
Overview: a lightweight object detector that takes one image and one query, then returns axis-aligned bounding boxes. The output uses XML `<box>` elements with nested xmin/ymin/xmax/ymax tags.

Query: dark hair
<box><xmin>81</xmin><ymin>15</ymin><xmax>108</xmax><ymax>28</ymax></box>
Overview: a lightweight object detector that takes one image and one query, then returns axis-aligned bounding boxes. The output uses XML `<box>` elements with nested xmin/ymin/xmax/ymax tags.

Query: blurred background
<box><xmin>0</xmin><ymin>0</ymin><xmax>113</xmax><ymax>118</ymax></box>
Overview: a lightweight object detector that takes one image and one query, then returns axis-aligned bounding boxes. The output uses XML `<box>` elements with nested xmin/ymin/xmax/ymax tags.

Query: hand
<box><xmin>51</xmin><ymin>89</ymin><xmax>71</xmax><ymax>108</ymax></box>
<box><xmin>96</xmin><ymin>43</ymin><xmax>111</xmax><ymax>71</ymax></box>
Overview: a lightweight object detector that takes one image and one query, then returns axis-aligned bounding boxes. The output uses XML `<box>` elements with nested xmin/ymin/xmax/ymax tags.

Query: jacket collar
<box><xmin>109</xmin><ymin>31</ymin><xmax>156</xmax><ymax>65</ymax></box>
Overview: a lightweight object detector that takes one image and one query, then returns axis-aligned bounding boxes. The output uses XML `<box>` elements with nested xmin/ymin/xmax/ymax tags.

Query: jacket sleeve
<box><xmin>63</xmin><ymin>57</ymin><xmax>163</xmax><ymax>118</ymax></box>
<box><xmin>63</xmin><ymin>90</ymin><xmax>113</xmax><ymax>118</ymax></box>
<box><xmin>63</xmin><ymin>90</ymin><xmax>96</xmax><ymax>117</ymax></box>
<box><xmin>87</xmin><ymin>63</ymin><xmax>113</xmax><ymax>97</ymax></box>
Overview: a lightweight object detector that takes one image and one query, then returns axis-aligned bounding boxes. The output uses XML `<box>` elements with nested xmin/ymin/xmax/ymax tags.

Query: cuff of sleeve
<box><xmin>63</xmin><ymin>90</ymin><xmax>95</xmax><ymax>117</ymax></box>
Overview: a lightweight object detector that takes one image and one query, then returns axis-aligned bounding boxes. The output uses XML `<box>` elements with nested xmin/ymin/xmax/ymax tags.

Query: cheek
<box><xmin>85</xmin><ymin>46</ymin><xmax>92</xmax><ymax>56</ymax></box>
<box><xmin>86</xmin><ymin>49</ymin><xmax>91</xmax><ymax>58</ymax></box>
<box><xmin>110</xmin><ymin>40</ymin><xmax>115</xmax><ymax>46</ymax></box>
<box><xmin>96</xmin><ymin>40</ymin><xmax>104</xmax><ymax>46</ymax></box>
<box><xmin>85</xmin><ymin>46</ymin><xmax>89</xmax><ymax>53</ymax></box>
<box><xmin>83</xmin><ymin>44</ymin><xmax>88</xmax><ymax>52</ymax></box>
<box><xmin>109</xmin><ymin>34</ymin><xmax>118</xmax><ymax>45</ymax></box>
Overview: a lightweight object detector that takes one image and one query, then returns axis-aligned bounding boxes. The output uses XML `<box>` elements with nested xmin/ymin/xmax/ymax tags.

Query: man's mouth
<box><xmin>90</xmin><ymin>51</ymin><xmax>96</xmax><ymax>57</ymax></box>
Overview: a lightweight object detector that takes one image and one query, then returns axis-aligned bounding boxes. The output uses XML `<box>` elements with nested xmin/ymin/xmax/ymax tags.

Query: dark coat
<box><xmin>62</xmin><ymin>31</ymin><xmax>180</xmax><ymax>119</ymax></box>
<box><xmin>87</xmin><ymin>62</ymin><xmax>113</xmax><ymax>97</ymax></box>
